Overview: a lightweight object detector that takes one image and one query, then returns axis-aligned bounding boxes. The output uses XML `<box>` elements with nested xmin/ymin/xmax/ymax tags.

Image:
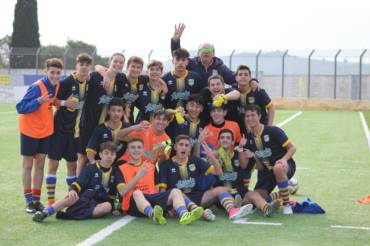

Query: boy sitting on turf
<box><xmin>32</xmin><ymin>142</ymin><xmax>125</xmax><ymax>222</ymax></box>
<box><xmin>118</xmin><ymin>138</ymin><xmax>203</xmax><ymax>225</ymax></box>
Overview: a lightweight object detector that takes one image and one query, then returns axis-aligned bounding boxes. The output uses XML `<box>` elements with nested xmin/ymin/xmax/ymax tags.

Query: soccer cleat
<box><xmin>152</xmin><ymin>205</ymin><xmax>167</xmax><ymax>225</ymax></box>
<box><xmin>228</xmin><ymin>204</ymin><xmax>254</xmax><ymax>220</ymax></box>
<box><xmin>282</xmin><ymin>204</ymin><xmax>293</xmax><ymax>215</ymax></box>
<box><xmin>202</xmin><ymin>208</ymin><xmax>216</xmax><ymax>222</ymax></box>
<box><xmin>179</xmin><ymin>207</ymin><xmax>203</xmax><ymax>225</ymax></box>
<box><xmin>25</xmin><ymin>202</ymin><xmax>36</xmax><ymax>214</ymax></box>
<box><xmin>33</xmin><ymin>201</ymin><xmax>45</xmax><ymax>212</ymax></box>
<box><xmin>32</xmin><ymin>210</ymin><xmax>48</xmax><ymax>222</ymax></box>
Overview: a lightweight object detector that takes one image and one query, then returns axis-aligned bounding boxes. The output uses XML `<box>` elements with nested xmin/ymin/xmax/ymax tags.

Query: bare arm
<box><xmin>118</xmin><ymin>165</ymin><xmax>147</xmax><ymax>197</ymax></box>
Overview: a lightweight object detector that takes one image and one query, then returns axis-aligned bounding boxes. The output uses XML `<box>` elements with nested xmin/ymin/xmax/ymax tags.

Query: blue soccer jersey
<box><xmin>136</xmin><ymin>82</ymin><xmax>166</xmax><ymax>122</ymax></box>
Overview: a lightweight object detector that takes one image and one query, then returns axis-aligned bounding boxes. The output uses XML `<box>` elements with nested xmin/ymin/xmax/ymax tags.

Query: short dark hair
<box><xmin>76</xmin><ymin>53</ymin><xmax>93</xmax><ymax>65</ymax></box>
<box><xmin>127</xmin><ymin>138</ymin><xmax>144</xmax><ymax>146</ymax></box>
<box><xmin>218</xmin><ymin>128</ymin><xmax>234</xmax><ymax>140</ymax></box>
<box><xmin>100</xmin><ymin>141</ymin><xmax>117</xmax><ymax>153</ymax></box>
<box><xmin>245</xmin><ymin>104</ymin><xmax>261</xmax><ymax>115</ymax></box>
<box><xmin>236</xmin><ymin>65</ymin><xmax>251</xmax><ymax>76</ymax></box>
<box><xmin>172</xmin><ymin>48</ymin><xmax>190</xmax><ymax>59</ymax></box>
<box><xmin>45</xmin><ymin>58</ymin><xmax>64</xmax><ymax>70</ymax></box>
<box><xmin>108</xmin><ymin>97</ymin><xmax>124</xmax><ymax>110</ymax></box>
<box><xmin>127</xmin><ymin>56</ymin><xmax>144</xmax><ymax>68</ymax></box>
<box><xmin>186</xmin><ymin>94</ymin><xmax>203</xmax><ymax>105</ymax></box>
<box><xmin>153</xmin><ymin>109</ymin><xmax>170</xmax><ymax>121</ymax></box>
<box><xmin>147</xmin><ymin>59</ymin><xmax>163</xmax><ymax>71</ymax></box>
<box><xmin>175</xmin><ymin>134</ymin><xmax>191</xmax><ymax>144</ymax></box>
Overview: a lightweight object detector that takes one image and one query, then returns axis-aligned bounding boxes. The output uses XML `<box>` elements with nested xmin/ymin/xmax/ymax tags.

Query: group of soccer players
<box><xmin>16</xmin><ymin>23</ymin><xmax>297</xmax><ymax>224</ymax></box>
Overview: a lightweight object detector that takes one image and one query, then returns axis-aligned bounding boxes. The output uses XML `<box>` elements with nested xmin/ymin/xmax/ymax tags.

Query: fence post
<box><xmin>8</xmin><ymin>47</ymin><xmax>13</xmax><ymax>74</ymax></box>
<box><xmin>308</xmin><ymin>49</ymin><xmax>315</xmax><ymax>98</ymax></box>
<box><xmin>148</xmin><ymin>49</ymin><xmax>153</xmax><ymax>63</ymax></box>
<box><xmin>256</xmin><ymin>49</ymin><xmax>262</xmax><ymax>79</ymax></box>
<box><xmin>35</xmin><ymin>47</ymin><xmax>41</xmax><ymax>78</ymax></box>
<box><xmin>63</xmin><ymin>48</ymin><xmax>70</xmax><ymax>76</ymax></box>
<box><xmin>334</xmin><ymin>49</ymin><xmax>341</xmax><ymax>99</ymax></box>
<box><xmin>229</xmin><ymin>49</ymin><xmax>235</xmax><ymax>69</ymax></box>
<box><xmin>282</xmin><ymin>49</ymin><xmax>288</xmax><ymax>97</ymax></box>
<box><xmin>359</xmin><ymin>49</ymin><xmax>367</xmax><ymax>100</ymax></box>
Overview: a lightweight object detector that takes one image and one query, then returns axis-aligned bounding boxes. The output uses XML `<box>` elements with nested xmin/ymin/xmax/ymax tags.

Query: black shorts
<box><xmin>254</xmin><ymin>159</ymin><xmax>296</xmax><ymax>193</ymax></box>
<box><xmin>186</xmin><ymin>191</ymin><xmax>205</xmax><ymax>206</ymax></box>
<box><xmin>127</xmin><ymin>190</ymin><xmax>172</xmax><ymax>217</ymax></box>
<box><xmin>48</xmin><ymin>132</ymin><xmax>79</xmax><ymax>162</ymax></box>
<box><xmin>78</xmin><ymin>126</ymin><xmax>95</xmax><ymax>155</ymax></box>
<box><xmin>20</xmin><ymin>133</ymin><xmax>50</xmax><ymax>156</ymax></box>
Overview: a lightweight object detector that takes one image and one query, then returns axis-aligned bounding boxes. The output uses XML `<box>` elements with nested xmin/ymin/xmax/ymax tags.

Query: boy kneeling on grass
<box><xmin>33</xmin><ymin>141</ymin><xmax>125</xmax><ymax>222</ymax></box>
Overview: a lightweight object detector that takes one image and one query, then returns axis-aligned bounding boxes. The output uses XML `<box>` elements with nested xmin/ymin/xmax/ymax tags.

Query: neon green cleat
<box><xmin>152</xmin><ymin>205</ymin><xmax>167</xmax><ymax>225</ymax></box>
<box><xmin>179</xmin><ymin>207</ymin><xmax>204</xmax><ymax>225</ymax></box>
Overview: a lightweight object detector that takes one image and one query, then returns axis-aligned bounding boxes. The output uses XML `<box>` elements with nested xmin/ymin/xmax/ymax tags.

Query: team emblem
<box><xmin>248</xmin><ymin>97</ymin><xmax>255</xmax><ymax>104</ymax></box>
<box><xmin>171</xmin><ymin>168</ymin><xmax>176</xmax><ymax>173</ymax></box>
<box><xmin>234</xmin><ymin>160</ymin><xmax>240</xmax><ymax>167</ymax></box>
<box><xmin>188</xmin><ymin>79</ymin><xmax>194</xmax><ymax>86</ymax></box>
<box><xmin>189</xmin><ymin>164</ymin><xmax>196</xmax><ymax>171</ymax></box>
<box><xmin>263</xmin><ymin>135</ymin><xmax>270</xmax><ymax>142</ymax></box>
<box><xmin>103</xmin><ymin>133</ymin><xmax>108</xmax><ymax>139</ymax></box>
<box><xmin>168</xmin><ymin>80</ymin><xmax>173</xmax><ymax>85</ymax></box>
<box><xmin>143</xmin><ymin>91</ymin><xmax>147</xmax><ymax>96</ymax></box>
<box><xmin>212</xmin><ymin>69</ymin><xmax>218</xmax><ymax>75</ymax></box>
<box><xmin>139</xmin><ymin>84</ymin><xmax>144</xmax><ymax>91</ymax></box>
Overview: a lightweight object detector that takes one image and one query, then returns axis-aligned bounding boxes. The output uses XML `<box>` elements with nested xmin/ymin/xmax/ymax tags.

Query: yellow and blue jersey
<box><xmin>157</xmin><ymin>156</ymin><xmax>214</xmax><ymax>193</ymax></box>
<box><xmin>136</xmin><ymin>82</ymin><xmax>166</xmax><ymax>122</ymax></box>
<box><xmin>162</xmin><ymin>70</ymin><xmax>205</xmax><ymax>109</ymax></box>
<box><xmin>166</xmin><ymin>116</ymin><xmax>204</xmax><ymax>147</ymax></box>
<box><xmin>245</xmin><ymin>125</ymin><xmax>292</xmax><ymax>171</ymax></box>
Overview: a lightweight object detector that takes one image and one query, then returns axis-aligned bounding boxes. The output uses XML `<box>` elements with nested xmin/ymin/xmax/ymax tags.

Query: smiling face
<box><xmin>127</xmin><ymin>62</ymin><xmax>143</xmax><ymax>79</ymax></box>
<box><xmin>210</xmin><ymin>107</ymin><xmax>226</xmax><ymax>124</ymax></box>
<box><xmin>197</xmin><ymin>43</ymin><xmax>215</xmax><ymax>65</ymax></box>
<box><xmin>109</xmin><ymin>55</ymin><xmax>125</xmax><ymax>73</ymax></box>
<box><xmin>186</xmin><ymin>101</ymin><xmax>203</xmax><ymax>120</ymax></box>
<box><xmin>108</xmin><ymin>105</ymin><xmax>123</xmax><ymax>123</ymax></box>
<box><xmin>152</xmin><ymin>114</ymin><xmax>168</xmax><ymax>133</ymax></box>
<box><xmin>218</xmin><ymin>131</ymin><xmax>234</xmax><ymax>149</ymax></box>
<box><xmin>244</xmin><ymin>109</ymin><xmax>261</xmax><ymax>129</ymax></box>
<box><xmin>175</xmin><ymin>138</ymin><xmax>191</xmax><ymax>160</ymax></box>
<box><xmin>127</xmin><ymin>140</ymin><xmax>144</xmax><ymax>162</ymax></box>
<box><xmin>147</xmin><ymin>65</ymin><xmax>162</xmax><ymax>81</ymax></box>
<box><xmin>172</xmin><ymin>56</ymin><xmax>189</xmax><ymax>74</ymax></box>
<box><xmin>236</xmin><ymin>69</ymin><xmax>251</xmax><ymax>88</ymax></box>
<box><xmin>208</xmin><ymin>78</ymin><xmax>224</xmax><ymax>95</ymax></box>
<box><xmin>76</xmin><ymin>62</ymin><xmax>92</xmax><ymax>78</ymax></box>
<box><xmin>46</xmin><ymin>67</ymin><xmax>62</xmax><ymax>85</ymax></box>
<box><xmin>99</xmin><ymin>149</ymin><xmax>116</xmax><ymax>168</ymax></box>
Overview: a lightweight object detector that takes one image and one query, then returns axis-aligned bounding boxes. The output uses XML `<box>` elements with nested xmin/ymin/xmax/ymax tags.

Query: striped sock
<box><xmin>176</xmin><ymin>206</ymin><xmax>187</xmax><ymax>217</ymax></box>
<box><xmin>32</xmin><ymin>188</ymin><xmax>41</xmax><ymax>202</ymax></box>
<box><xmin>218</xmin><ymin>192</ymin><xmax>235</xmax><ymax>213</ymax></box>
<box><xmin>24</xmin><ymin>189</ymin><xmax>33</xmax><ymax>204</ymax></box>
<box><xmin>143</xmin><ymin>206</ymin><xmax>153</xmax><ymax>217</ymax></box>
<box><xmin>277</xmin><ymin>180</ymin><xmax>290</xmax><ymax>205</ymax></box>
<box><xmin>46</xmin><ymin>175</ymin><xmax>57</xmax><ymax>205</ymax></box>
<box><xmin>266</xmin><ymin>191</ymin><xmax>280</xmax><ymax>203</ymax></box>
<box><xmin>184</xmin><ymin>198</ymin><xmax>198</xmax><ymax>211</ymax></box>
<box><xmin>65</xmin><ymin>176</ymin><xmax>77</xmax><ymax>188</ymax></box>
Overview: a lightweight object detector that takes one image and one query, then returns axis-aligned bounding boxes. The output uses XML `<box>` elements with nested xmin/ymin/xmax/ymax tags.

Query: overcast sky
<box><xmin>1</xmin><ymin>0</ymin><xmax>369</xmax><ymax>58</ymax></box>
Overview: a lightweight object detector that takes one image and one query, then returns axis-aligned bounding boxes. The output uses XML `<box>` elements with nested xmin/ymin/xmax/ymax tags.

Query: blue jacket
<box><xmin>171</xmin><ymin>39</ymin><xmax>236</xmax><ymax>85</ymax></box>
<box><xmin>16</xmin><ymin>77</ymin><xmax>58</xmax><ymax>114</ymax></box>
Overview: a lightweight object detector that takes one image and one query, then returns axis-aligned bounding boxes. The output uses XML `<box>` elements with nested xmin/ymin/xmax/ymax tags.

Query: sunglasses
<box><xmin>198</xmin><ymin>47</ymin><xmax>214</xmax><ymax>53</ymax></box>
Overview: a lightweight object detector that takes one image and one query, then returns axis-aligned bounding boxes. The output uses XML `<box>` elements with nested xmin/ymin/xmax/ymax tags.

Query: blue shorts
<box><xmin>254</xmin><ymin>159</ymin><xmax>296</xmax><ymax>193</ymax></box>
<box><xmin>127</xmin><ymin>190</ymin><xmax>172</xmax><ymax>217</ymax></box>
<box><xmin>48</xmin><ymin>132</ymin><xmax>78</xmax><ymax>162</ymax></box>
<box><xmin>78</xmin><ymin>126</ymin><xmax>95</xmax><ymax>155</ymax></box>
<box><xmin>20</xmin><ymin>133</ymin><xmax>50</xmax><ymax>156</ymax></box>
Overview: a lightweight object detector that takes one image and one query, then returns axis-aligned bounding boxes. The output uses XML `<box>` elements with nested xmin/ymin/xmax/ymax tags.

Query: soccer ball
<box><xmin>288</xmin><ymin>177</ymin><xmax>299</xmax><ymax>195</ymax></box>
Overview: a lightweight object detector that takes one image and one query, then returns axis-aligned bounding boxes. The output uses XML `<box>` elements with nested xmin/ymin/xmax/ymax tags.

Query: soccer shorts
<box><xmin>20</xmin><ymin>133</ymin><xmax>50</xmax><ymax>156</ymax></box>
<box><xmin>127</xmin><ymin>190</ymin><xmax>172</xmax><ymax>217</ymax></box>
<box><xmin>48</xmin><ymin>132</ymin><xmax>78</xmax><ymax>162</ymax></box>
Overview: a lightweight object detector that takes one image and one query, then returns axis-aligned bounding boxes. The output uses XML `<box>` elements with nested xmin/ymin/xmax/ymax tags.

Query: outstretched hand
<box><xmin>173</xmin><ymin>23</ymin><xmax>186</xmax><ymax>42</ymax></box>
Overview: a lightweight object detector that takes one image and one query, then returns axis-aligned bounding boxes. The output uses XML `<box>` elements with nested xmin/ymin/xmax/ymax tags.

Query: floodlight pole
<box><xmin>256</xmin><ymin>49</ymin><xmax>262</xmax><ymax>79</ymax></box>
<box><xmin>334</xmin><ymin>49</ymin><xmax>341</xmax><ymax>99</ymax></box>
<box><xmin>229</xmin><ymin>49</ymin><xmax>235</xmax><ymax>69</ymax></box>
<box><xmin>359</xmin><ymin>49</ymin><xmax>367</xmax><ymax>100</ymax></box>
<box><xmin>282</xmin><ymin>49</ymin><xmax>289</xmax><ymax>97</ymax></box>
<box><xmin>308</xmin><ymin>49</ymin><xmax>315</xmax><ymax>98</ymax></box>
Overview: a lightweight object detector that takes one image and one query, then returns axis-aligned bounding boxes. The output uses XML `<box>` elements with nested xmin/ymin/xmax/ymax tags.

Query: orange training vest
<box><xmin>19</xmin><ymin>80</ymin><xmax>60</xmax><ymax>139</ymax></box>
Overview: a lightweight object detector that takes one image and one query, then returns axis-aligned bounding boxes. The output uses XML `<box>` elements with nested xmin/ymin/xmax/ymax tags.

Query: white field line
<box><xmin>331</xmin><ymin>225</ymin><xmax>370</xmax><ymax>231</ymax></box>
<box><xmin>277</xmin><ymin>111</ymin><xmax>303</xmax><ymax>127</ymax></box>
<box><xmin>359</xmin><ymin>112</ymin><xmax>370</xmax><ymax>150</ymax></box>
<box><xmin>76</xmin><ymin>215</ymin><xmax>136</xmax><ymax>246</ymax></box>
<box><xmin>233</xmin><ymin>219</ymin><xmax>282</xmax><ymax>226</ymax></box>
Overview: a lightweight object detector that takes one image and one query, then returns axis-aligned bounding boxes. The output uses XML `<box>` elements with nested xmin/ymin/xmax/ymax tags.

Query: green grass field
<box><xmin>1</xmin><ymin>105</ymin><xmax>369</xmax><ymax>245</ymax></box>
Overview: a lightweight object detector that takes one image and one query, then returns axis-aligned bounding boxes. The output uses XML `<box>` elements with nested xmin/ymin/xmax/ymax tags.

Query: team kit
<box><xmin>16</xmin><ymin>27</ymin><xmax>297</xmax><ymax>224</ymax></box>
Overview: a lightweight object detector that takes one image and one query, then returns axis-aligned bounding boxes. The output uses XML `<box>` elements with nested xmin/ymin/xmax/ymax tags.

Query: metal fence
<box><xmin>0</xmin><ymin>48</ymin><xmax>369</xmax><ymax>100</ymax></box>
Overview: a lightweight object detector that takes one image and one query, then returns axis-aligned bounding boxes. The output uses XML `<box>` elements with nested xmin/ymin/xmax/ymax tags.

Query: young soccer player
<box><xmin>241</xmin><ymin>104</ymin><xmax>296</xmax><ymax>215</ymax></box>
<box><xmin>157</xmin><ymin>135</ymin><xmax>253</xmax><ymax>220</ymax></box>
<box><xmin>86</xmin><ymin>98</ymin><xmax>130</xmax><ymax>163</ymax></box>
<box><xmin>136</xmin><ymin>60</ymin><xmax>167</xmax><ymax>122</ymax></box>
<box><xmin>199</xmin><ymin>74</ymin><xmax>240</xmax><ymax>125</ymax></box>
<box><xmin>77</xmin><ymin>53</ymin><xmax>125</xmax><ymax>176</ymax></box>
<box><xmin>118</xmin><ymin>138</ymin><xmax>203</xmax><ymax>225</ymax></box>
<box><xmin>233</xmin><ymin>65</ymin><xmax>275</xmax><ymax>132</ymax></box>
<box><xmin>118</xmin><ymin>109</ymin><xmax>172</xmax><ymax>163</ymax></box>
<box><xmin>46</xmin><ymin>53</ymin><xmax>92</xmax><ymax>206</ymax></box>
<box><xmin>202</xmin><ymin>104</ymin><xmax>241</xmax><ymax>149</ymax></box>
<box><xmin>162</xmin><ymin>48</ymin><xmax>204</xmax><ymax>110</ymax></box>
<box><xmin>32</xmin><ymin>142</ymin><xmax>125</xmax><ymax>221</ymax></box>
<box><xmin>16</xmin><ymin>58</ymin><xmax>63</xmax><ymax>213</ymax></box>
